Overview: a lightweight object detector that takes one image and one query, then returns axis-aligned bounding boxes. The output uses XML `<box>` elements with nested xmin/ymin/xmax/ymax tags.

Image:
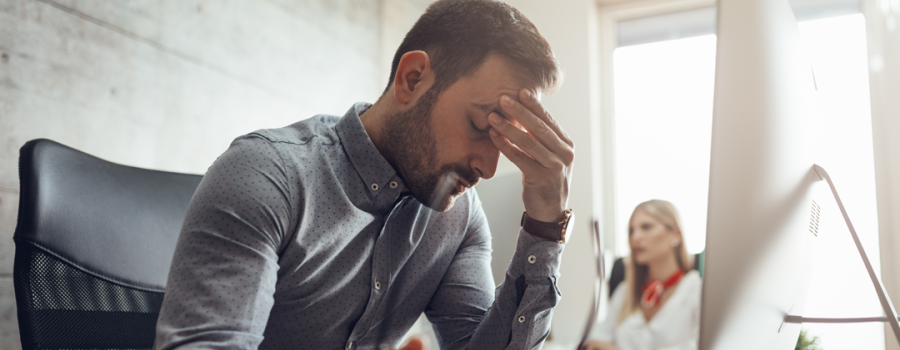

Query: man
<box><xmin>153</xmin><ymin>0</ymin><xmax>574</xmax><ymax>349</ymax></box>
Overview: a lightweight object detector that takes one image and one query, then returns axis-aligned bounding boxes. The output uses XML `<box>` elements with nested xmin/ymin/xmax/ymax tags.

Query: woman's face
<box><xmin>629</xmin><ymin>209</ymin><xmax>679</xmax><ymax>266</ymax></box>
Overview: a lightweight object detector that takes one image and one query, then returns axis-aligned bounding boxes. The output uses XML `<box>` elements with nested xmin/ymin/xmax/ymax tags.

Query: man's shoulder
<box><xmin>242</xmin><ymin>114</ymin><xmax>342</xmax><ymax>147</ymax></box>
<box><xmin>464</xmin><ymin>187</ymin><xmax>483</xmax><ymax>214</ymax></box>
<box><xmin>457</xmin><ymin>188</ymin><xmax>490</xmax><ymax>234</ymax></box>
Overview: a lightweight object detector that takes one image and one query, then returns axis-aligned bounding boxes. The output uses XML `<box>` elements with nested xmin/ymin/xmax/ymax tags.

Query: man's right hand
<box><xmin>488</xmin><ymin>89</ymin><xmax>575</xmax><ymax>225</ymax></box>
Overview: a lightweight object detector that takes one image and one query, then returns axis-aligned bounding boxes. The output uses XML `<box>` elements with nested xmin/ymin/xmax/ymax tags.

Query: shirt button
<box><xmin>371</xmin><ymin>183</ymin><xmax>379</xmax><ymax>191</ymax></box>
<box><xmin>374</xmin><ymin>281</ymin><xmax>381</xmax><ymax>290</ymax></box>
<box><xmin>528</xmin><ymin>255</ymin><xmax>537</xmax><ymax>264</ymax></box>
<box><xmin>518</xmin><ymin>315</ymin><xmax>526</xmax><ymax>323</ymax></box>
<box><xmin>347</xmin><ymin>341</ymin><xmax>353</xmax><ymax>349</ymax></box>
<box><xmin>389</xmin><ymin>181</ymin><xmax>399</xmax><ymax>189</ymax></box>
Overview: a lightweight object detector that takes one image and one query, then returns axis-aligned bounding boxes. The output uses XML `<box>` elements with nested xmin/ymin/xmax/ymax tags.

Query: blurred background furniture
<box><xmin>608</xmin><ymin>252</ymin><xmax>704</xmax><ymax>298</ymax></box>
<box><xmin>13</xmin><ymin>139</ymin><xmax>202</xmax><ymax>350</ymax></box>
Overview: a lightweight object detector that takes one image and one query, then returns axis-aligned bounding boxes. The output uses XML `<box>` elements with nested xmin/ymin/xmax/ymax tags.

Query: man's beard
<box><xmin>381</xmin><ymin>89</ymin><xmax>479</xmax><ymax>212</ymax></box>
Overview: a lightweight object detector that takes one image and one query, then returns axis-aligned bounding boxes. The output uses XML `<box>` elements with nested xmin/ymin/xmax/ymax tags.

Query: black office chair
<box><xmin>13</xmin><ymin>139</ymin><xmax>203</xmax><ymax>350</ymax></box>
<box><xmin>608</xmin><ymin>252</ymin><xmax>704</xmax><ymax>298</ymax></box>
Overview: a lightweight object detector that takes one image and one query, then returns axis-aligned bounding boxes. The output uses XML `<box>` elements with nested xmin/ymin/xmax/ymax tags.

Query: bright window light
<box><xmin>612</xmin><ymin>34</ymin><xmax>716</xmax><ymax>256</ymax></box>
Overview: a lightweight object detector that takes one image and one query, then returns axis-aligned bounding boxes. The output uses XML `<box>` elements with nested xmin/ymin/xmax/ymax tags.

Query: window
<box><xmin>612</xmin><ymin>33</ymin><xmax>715</xmax><ymax>256</ymax></box>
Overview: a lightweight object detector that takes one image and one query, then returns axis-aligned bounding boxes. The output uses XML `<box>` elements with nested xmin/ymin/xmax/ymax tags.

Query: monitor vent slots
<box><xmin>809</xmin><ymin>200</ymin><xmax>821</xmax><ymax>236</ymax></box>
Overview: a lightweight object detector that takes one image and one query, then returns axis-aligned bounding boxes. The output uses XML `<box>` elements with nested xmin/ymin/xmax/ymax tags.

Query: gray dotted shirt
<box><xmin>153</xmin><ymin>103</ymin><xmax>565</xmax><ymax>350</ymax></box>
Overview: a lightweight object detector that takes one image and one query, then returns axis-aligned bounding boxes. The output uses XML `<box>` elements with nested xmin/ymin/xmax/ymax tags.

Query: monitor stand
<box><xmin>781</xmin><ymin>164</ymin><xmax>900</xmax><ymax>344</ymax></box>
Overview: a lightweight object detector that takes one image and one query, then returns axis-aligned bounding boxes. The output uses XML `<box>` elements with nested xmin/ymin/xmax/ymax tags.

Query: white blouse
<box><xmin>591</xmin><ymin>270</ymin><xmax>702</xmax><ymax>350</ymax></box>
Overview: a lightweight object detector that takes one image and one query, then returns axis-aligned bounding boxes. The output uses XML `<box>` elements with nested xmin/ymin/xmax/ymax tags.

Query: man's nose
<box><xmin>470</xmin><ymin>142</ymin><xmax>500</xmax><ymax>180</ymax></box>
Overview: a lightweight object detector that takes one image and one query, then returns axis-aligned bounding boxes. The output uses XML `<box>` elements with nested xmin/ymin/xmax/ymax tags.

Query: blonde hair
<box><xmin>617</xmin><ymin>199</ymin><xmax>692</xmax><ymax>324</ymax></box>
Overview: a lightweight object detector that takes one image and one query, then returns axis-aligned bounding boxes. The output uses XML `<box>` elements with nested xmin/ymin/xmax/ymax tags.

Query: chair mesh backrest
<box><xmin>15</xmin><ymin>244</ymin><xmax>164</xmax><ymax>350</ymax></box>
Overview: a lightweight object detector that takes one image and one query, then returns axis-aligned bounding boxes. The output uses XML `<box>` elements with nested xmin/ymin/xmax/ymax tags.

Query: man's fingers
<box><xmin>498</xmin><ymin>93</ymin><xmax>575</xmax><ymax>166</ymax></box>
<box><xmin>488</xmin><ymin>113</ymin><xmax>559</xmax><ymax>169</ymax></box>
<box><xmin>498</xmin><ymin>95</ymin><xmax>568</xmax><ymax>155</ymax></box>
<box><xmin>516</xmin><ymin>91</ymin><xmax>575</xmax><ymax>165</ymax></box>
<box><xmin>489</xmin><ymin>127</ymin><xmax>540</xmax><ymax>173</ymax></box>
<box><xmin>518</xmin><ymin>89</ymin><xmax>575</xmax><ymax>147</ymax></box>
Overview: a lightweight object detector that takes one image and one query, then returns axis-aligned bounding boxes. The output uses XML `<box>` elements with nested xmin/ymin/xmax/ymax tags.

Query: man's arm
<box><xmin>425</xmin><ymin>192</ymin><xmax>564</xmax><ymax>350</ymax></box>
<box><xmin>154</xmin><ymin>135</ymin><xmax>295</xmax><ymax>349</ymax></box>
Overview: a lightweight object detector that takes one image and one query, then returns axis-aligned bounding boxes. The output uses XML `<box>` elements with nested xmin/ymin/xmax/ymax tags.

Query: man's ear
<box><xmin>393</xmin><ymin>51</ymin><xmax>432</xmax><ymax>105</ymax></box>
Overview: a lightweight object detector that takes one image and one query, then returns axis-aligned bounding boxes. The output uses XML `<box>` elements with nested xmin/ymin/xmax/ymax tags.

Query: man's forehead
<box><xmin>462</xmin><ymin>54</ymin><xmax>541</xmax><ymax>93</ymax></box>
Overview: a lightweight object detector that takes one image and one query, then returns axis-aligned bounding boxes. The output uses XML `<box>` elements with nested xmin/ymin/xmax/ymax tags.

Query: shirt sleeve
<box><xmin>153</xmin><ymin>135</ymin><xmax>295</xmax><ymax>350</ymax></box>
<box><xmin>425</xmin><ymin>192</ymin><xmax>565</xmax><ymax>350</ymax></box>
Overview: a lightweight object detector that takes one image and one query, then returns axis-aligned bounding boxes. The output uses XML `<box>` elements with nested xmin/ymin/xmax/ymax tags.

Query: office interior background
<box><xmin>1</xmin><ymin>0</ymin><xmax>899</xmax><ymax>349</ymax></box>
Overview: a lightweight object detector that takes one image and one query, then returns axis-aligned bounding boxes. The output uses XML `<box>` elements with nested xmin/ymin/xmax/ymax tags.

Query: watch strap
<box><xmin>520</xmin><ymin>209</ymin><xmax>573</xmax><ymax>243</ymax></box>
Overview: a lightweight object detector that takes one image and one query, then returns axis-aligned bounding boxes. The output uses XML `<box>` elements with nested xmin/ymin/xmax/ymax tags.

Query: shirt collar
<box><xmin>334</xmin><ymin>103</ymin><xmax>407</xmax><ymax>208</ymax></box>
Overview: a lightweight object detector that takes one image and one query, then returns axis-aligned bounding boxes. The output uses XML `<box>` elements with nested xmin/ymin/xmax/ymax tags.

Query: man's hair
<box><xmin>384</xmin><ymin>0</ymin><xmax>561</xmax><ymax>96</ymax></box>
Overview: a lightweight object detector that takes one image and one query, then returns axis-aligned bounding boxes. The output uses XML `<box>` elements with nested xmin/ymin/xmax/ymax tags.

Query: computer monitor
<box><xmin>700</xmin><ymin>1</ymin><xmax>900</xmax><ymax>349</ymax></box>
<box><xmin>699</xmin><ymin>0</ymin><xmax>822</xmax><ymax>348</ymax></box>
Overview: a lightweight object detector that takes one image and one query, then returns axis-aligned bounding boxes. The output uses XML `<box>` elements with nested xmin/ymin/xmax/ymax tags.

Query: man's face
<box><xmin>382</xmin><ymin>54</ymin><xmax>537</xmax><ymax>211</ymax></box>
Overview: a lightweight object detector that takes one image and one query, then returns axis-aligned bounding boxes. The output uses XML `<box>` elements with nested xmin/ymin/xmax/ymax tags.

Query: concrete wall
<box><xmin>0</xmin><ymin>0</ymin><xmax>432</xmax><ymax>348</ymax></box>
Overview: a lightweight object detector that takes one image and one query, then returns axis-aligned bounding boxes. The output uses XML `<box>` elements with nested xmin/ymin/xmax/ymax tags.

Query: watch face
<box><xmin>559</xmin><ymin>210</ymin><xmax>573</xmax><ymax>243</ymax></box>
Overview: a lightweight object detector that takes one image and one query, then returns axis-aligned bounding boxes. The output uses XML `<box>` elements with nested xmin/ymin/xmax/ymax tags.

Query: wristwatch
<box><xmin>520</xmin><ymin>209</ymin><xmax>573</xmax><ymax>243</ymax></box>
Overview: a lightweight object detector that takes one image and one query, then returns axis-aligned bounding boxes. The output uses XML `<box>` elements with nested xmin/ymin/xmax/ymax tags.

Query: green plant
<box><xmin>796</xmin><ymin>329</ymin><xmax>822</xmax><ymax>350</ymax></box>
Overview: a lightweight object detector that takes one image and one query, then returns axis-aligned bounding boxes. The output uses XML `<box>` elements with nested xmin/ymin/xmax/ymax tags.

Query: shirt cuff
<box><xmin>508</xmin><ymin>228</ymin><xmax>565</xmax><ymax>281</ymax></box>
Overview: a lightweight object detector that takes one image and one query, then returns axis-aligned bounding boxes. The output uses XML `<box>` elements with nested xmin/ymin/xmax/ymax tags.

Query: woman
<box><xmin>584</xmin><ymin>200</ymin><xmax>701</xmax><ymax>350</ymax></box>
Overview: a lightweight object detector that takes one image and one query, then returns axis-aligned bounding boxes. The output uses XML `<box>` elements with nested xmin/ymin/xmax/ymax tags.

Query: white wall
<box><xmin>0</xmin><ymin>1</ymin><xmax>429</xmax><ymax>348</ymax></box>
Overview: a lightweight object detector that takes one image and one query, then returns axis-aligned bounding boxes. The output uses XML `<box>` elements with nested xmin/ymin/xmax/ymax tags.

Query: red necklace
<box><xmin>641</xmin><ymin>269</ymin><xmax>684</xmax><ymax>308</ymax></box>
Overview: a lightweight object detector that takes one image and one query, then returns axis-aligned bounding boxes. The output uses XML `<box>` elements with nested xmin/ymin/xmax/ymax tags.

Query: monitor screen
<box><xmin>699</xmin><ymin>0</ymin><xmax>822</xmax><ymax>348</ymax></box>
